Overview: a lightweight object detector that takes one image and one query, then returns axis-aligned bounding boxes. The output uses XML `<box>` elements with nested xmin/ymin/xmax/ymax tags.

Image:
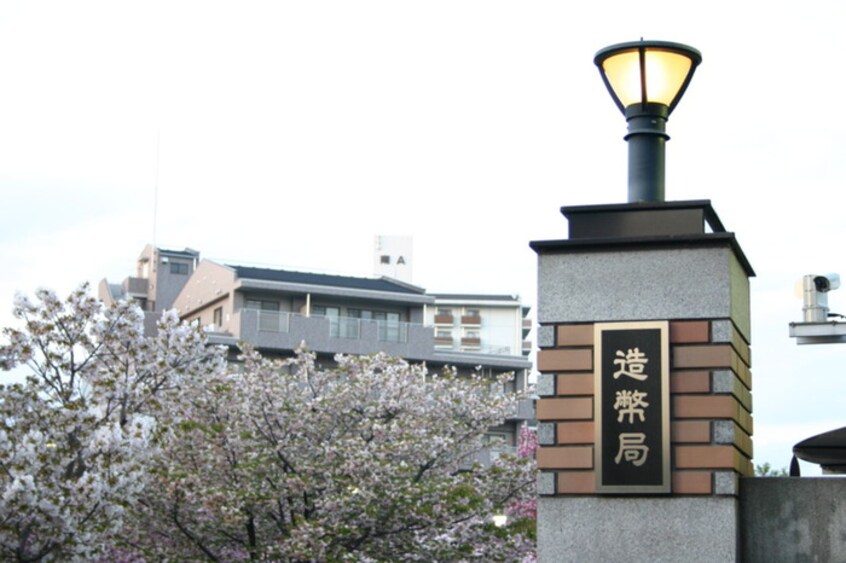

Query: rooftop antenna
<box><xmin>152</xmin><ymin>129</ymin><xmax>160</xmax><ymax>247</ymax></box>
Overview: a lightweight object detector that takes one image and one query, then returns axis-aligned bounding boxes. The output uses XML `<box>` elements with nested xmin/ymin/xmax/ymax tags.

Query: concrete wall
<box><xmin>538</xmin><ymin>496</ymin><xmax>739</xmax><ymax>562</ymax></box>
<box><xmin>741</xmin><ymin>477</ymin><xmax>846</xmax><ymax>562</ymax></box>
<box><xmin>537</xmin><ymin>478</ymin><xmax>846</xmax><ymax>562</ymax></box>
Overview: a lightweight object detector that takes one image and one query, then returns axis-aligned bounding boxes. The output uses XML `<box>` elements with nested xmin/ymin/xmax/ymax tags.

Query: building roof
<box><xmin>159</xmin><ymin>247</ymin><xmax>200</xmax><ymax>258</ymax></box>
<box><xmin>432</xmin><ymin>293</ymin><xmax>521</xmax><ymax>302</ymax></box>
<box><xmin>229</xmin><ymin>265</ymin><xmax>426</xmax><ymax>295</ymax></box>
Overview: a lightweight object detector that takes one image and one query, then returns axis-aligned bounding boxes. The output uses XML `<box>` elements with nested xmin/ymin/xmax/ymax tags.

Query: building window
<box><xmin>170</xmin><ymin>262</ymin><xmax>189</xmax><ymax>275</ymax></box>
<box><xmin>247</xmin><ymin>300</ymin><xmax>279</xmax><ymax>311</ymax></box>
<box><xmin>213</xmin><ymin>307</ymin><xmax>223</xmax><ymax>327</ymax></box>
<box><xmin>348</xmin><ymin>308</ymin><xmax>373</xmax><ymax>319</ymax></box>
<box><xmin>380</xmin><ymin>255</ymin><xmax>391</xmax><ymax>264</ymax></box>
<box><xmin>436</xmin><ymin>329</ymin><xmax>452</xmax><ymax>338</ymax></box>
<box><xmin>465</xmin><ymin>308</ymin><xmax>480</xmax><ymax>317</ymax></box>
<box><xmin>437</xmin><ymin>308</ymin><xmax>452</xmax><ymax>315</ymax></box>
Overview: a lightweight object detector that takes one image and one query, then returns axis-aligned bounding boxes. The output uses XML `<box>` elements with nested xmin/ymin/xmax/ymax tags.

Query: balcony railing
<box><xmin>461</xmin><ymin>315</ymin><xmax>481</xmax><ymax>326</ymax></box>
<box><xmin>434</xmin><ymin>314</ymin><xmax>454</xmax><ymax>325</ymax></box>
<box><xmin>237</xmin><ymin>309</ymin><xmax>526</xmax><ymax>359</ymax></box>
<box><xmin>506</xmin><ymin>398</ymin><xmax>535</xmax><ymax>421</ymax></box>
<box><xmin>465</xmin><ymin>446</ymin><xmax>519</xmax><ymax>469</ymax></box>
<box><xmin>243</xmin><ymin>309</ymin><xmax>412</xmax><ymax>347</ymax></box>
<box><xmin>122</xmin><ymin>277</ymin><xmax>148</xmax><ymax>296</ymax></box>
<box><xmin>256</xmin><ymin>310</ymin><xmax>291</xmax><ymax>333</ymax></box>
<box><xmin>377</xmin><ymin>320</ymin><xmax>408</xmax><ymax>343</ymax></box>
<box><xmin>330</xmin><ymin>316</ymin><xmax>360</xmax><ymax>339</ymax></box>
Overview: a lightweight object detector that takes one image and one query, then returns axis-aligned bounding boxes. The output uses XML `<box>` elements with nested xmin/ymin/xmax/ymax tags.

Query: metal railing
<box><xmin>255</xmin><ymin>310</ymin><xmax>291</xmax><ymax>333</ymax></box>
<box><xmin>245</xmin><ymin>310</ymin><xmax>527</xmax><ymax>356</ymax></box>
<box><xmin>377</xmin><ymin>320</ymin><xmax>407</xmax><ymax>343</ymax></box>
<box><xmin>247</xmin><ymin>310</ymin><xmax>410</xmax><ymax>343</ymax></box>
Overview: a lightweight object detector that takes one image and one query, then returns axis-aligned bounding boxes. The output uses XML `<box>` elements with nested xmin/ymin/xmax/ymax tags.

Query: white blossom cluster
<box><xmin>0</xmin><ymin>285</ymin><xmax>536</xmax><ymax>561</ymax></box>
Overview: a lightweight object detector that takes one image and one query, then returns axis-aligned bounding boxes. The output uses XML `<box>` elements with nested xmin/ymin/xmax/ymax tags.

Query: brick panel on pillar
<box><xmin>536</xmin><ymin>319</ymin><xmax>752</xmax><ymax>496</ymax></box>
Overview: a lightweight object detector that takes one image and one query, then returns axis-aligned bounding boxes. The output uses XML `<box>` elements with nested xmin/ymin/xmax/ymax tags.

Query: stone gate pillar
<box><xmin>531</xmin><ymin>200</ymin><xmax>754</xmax><ymax>562</ymax></box>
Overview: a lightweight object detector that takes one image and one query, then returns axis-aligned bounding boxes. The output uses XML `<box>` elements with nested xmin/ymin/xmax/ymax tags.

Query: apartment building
<box><xmin>428</xmin><ymin>294</ymin><xmax>532</xmax><ymax>358</ymax></box>
<box><xmin>99</xmin><ymin>245</ymin><xmax>534</xmax><ymax>455</ymax></box>
<box><xmin>99</xmin><ymin>245</ymin><xmax>200</xmax><ymax>334</ymax></box>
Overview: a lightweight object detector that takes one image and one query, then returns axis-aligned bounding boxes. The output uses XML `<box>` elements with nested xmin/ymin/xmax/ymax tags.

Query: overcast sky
<box><xmin>2</xmin><ymin>1</ymin><xmax>846</xmax><ymax>475</ymax></box>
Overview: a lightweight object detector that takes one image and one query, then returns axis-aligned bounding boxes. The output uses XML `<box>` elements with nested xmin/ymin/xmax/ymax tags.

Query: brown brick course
<box><xmin>670</xmin><ymin>370</ymin><xmax>711</xmax><ymax>394</ymax></box>
<box><xmin>670</xmin><ymin>321</ymin><xmax>710</xmax><ymax>343</ymax></box>
<box><xmin>537</xmin><ymin>446</ymin><xmax>593</xmax><ymax>469</ymax></box>
<box><xmin>671</xmin><ymin>420</ymin><xmax>711</xmax><ymax>443</ymax></box>
<box><xmin>556</xmin><ymin>324</ymin><xmax>594</xmax><ymax>347</ymax></box>
<box><xmin>556</xmin><ymin>373</ymin><xmax>594</xmax><ymax>396</ymax></box>
<box><xmin>672</xmin><ymin>471</ymin><xmax>713</xmax><ymax>494</ymax></box>
<box><xmin>536</xmin><ymin>397</ymin><xmax>593</xmax><ymax>421</ymax></box>
<box><xmin>673</xmin><ymin>344</ymin><xmax>733</xmax><ymax>369</ymax></box>
<box><xmin>673</xmin><ymin>345</ymin><xmax>751</xmax><ymax>388</ymax></box>
<box><xmin>673</xmin><ymin>395</ymin><xmax>752</xmax><ymax>434</ymax></box>
<box><xmin>557</xmin><ymin>421</ymin><xmax>595</xmax><ymax>444</ymax></box>
<box><xmin>557</xmin><ymin>471</ymin><xmax>596</xmax><ymax>494</ymax></box>
<box><xmin>675</xmin><ymin>445</ymin><xmax>744</xmax><ymax>471</ymax></box>
<box><xmin>537</xmin><ymin>348</ymin><xmax>593</xmax><ymax>373</ymax></box>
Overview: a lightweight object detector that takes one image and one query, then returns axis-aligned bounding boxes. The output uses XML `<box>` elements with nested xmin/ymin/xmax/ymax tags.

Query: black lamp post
<box><xmin>595</xmin><ymin>40</ymin><xmax>702</xmax><ymax>203</ymax></box>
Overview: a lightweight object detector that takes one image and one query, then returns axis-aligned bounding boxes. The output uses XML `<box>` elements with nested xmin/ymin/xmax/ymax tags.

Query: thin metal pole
<box><xmin>624</xmin><ymin>103</ymin><xmax>669</xmax><ymax>202</ymax></box>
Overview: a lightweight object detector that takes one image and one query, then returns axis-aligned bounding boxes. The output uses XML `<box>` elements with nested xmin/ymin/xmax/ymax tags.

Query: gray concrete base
<box><xmin>740</xmin><ymin>477</ymin><xmax>846</xmax><ymax>562</ymax></box>
<box><xmin>538</xmin><ymin>496</ymin><xmax>739</xmax><ymax>562</ymax></box>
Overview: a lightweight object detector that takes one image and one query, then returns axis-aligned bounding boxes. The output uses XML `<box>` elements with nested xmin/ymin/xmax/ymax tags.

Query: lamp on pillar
<box><xmin>594</xmin><ymin>40</ymin><xmax>702</xmax><ymax>203</ymax></box>
<box><xmin>533</xmin><ymin>39</ymin><xmax>758</xmax><ymax>562</ymax></box>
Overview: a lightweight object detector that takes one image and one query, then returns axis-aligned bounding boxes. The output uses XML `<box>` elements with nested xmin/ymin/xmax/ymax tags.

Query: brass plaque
<box><xmin>595</xmin><ymin>321</ymin><xmax>670</xmax><ymax>494</ymax></box>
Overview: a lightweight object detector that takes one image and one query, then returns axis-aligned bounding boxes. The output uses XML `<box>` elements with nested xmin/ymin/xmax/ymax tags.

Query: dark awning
<box><xmin>793</xmin><ymin>426</ymin><xmax>846</xmax><ymax>473</ymax></box>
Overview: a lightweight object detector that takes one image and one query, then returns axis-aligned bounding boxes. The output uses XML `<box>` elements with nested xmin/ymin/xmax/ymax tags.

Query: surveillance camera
<box><xmin>813</xmin><ymin>273</ymin><xmax>841</xmax><ymax>293</ymax></box>
<box><xmin>801</xmin><ymin>273</ymin><xmax>841</xmax><ymax>322</ymax></box>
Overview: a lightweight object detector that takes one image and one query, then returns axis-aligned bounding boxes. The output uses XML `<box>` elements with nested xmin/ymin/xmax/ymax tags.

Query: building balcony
<box><xmin>471</xmin><ymin>446</ymin><xmax>518</xmax><ymax>469</ymax></box>
<box><xmin>461</xmin><ymin>337</ymin><xmax>481</xmax><ymax>347</ymax></box>
<box><xmin>215</xmin><ymin>309</ymin><xmax>531</xmax><ymax>371</ymax></box>
<box><xmin>461</xmin><ymin>314</ymin><xmax>481</xmax><ymax>326</ymax></box>
<box><xmin>233</xmin><ymin>309</ymin><xmax>436</xmax><ymax>359</ymax></box>
<box><xmin>434</xmin><ymin>336</ymin><xmax>454</xmax><ymax>347</ymax></box>
<box><xmin>506</xmin><ymin>397</ymin><xmax>535</xmax><ymax>422</ymax></box>
<box><xmin>122</xmin><ymin>277</ymin><xmax>148</xmax><ymax>297</ymax></box>
<box><xmin>434</xmin><ymin>314</ymin><xmax>454</xmax><ymax>325</ymax></box>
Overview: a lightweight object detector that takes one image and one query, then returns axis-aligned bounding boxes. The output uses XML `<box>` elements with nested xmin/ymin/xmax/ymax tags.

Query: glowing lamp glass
<box><xmin>595</xmin><ymin>41</ymin><xmax>701</xmax><ymax>114</ymax></box>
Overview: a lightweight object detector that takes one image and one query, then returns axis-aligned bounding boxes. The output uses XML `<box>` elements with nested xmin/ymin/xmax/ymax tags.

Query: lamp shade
<box><xmin>595</xmin><ymin>40</ymin><xmax>702</xmax><ymax>115</ymax></box>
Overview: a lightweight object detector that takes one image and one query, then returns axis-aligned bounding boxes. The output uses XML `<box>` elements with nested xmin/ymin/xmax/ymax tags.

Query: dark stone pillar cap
<box><xmin>530</xmin><ymin>200</ymin><xmax>754</xmax><ymax>277</ymax></box>
<box><xmin>562</xmin><ymin>200</ymin><xmax>723</xmax><ymax>238</ymax></box>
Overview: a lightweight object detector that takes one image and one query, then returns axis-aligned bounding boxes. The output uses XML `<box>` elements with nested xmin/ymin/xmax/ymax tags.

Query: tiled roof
<box><xmin>230</xmin><ymin>265</ymin><xmax>425</xmax><ymax>295</ymax></box>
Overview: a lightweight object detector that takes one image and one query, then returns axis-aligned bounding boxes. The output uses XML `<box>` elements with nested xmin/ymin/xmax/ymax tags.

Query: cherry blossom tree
<box><xmin>122</xmin><ymin>348</ymin><xmax>537</xmax><ymax>561</ymax></box>
<box><xmin>0</xmin><ymin>285</ymin><xmax>225</xmax><ymax>561</ymax></box>
<box><xmin>1</xmin><ymin>286</ymin><xmax>536</xmax><ymax>561</ymax></box>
